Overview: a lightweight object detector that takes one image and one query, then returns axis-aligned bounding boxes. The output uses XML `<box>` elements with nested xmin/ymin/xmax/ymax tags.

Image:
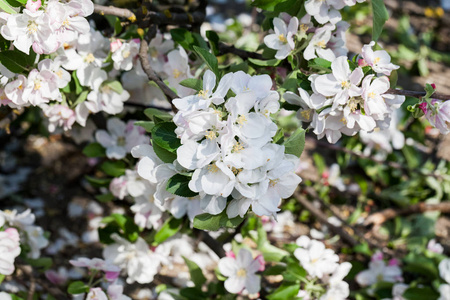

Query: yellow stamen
<box><xmin>34</xmin><ymin>80</ymin><xmax>42</xmax><ymax>91</ymax></box>
<box><xmin>122</xmin><ymin>50</ymin><xmax>131</xmax><ymax>59</ymax></box>
<box><xmin>269</xmin><ymin>179</ymin><xmax>279</xmax><ymax>187</ymax></box>
<box><xmin>340</xmin><ymin>117</ymin><xmax>347</xmax><ymax>125</ymax></box>
<box><xmin>232</xmin><ymin>142</ymin><xmax>244</xmax><ymax>153</ymax></box>
<box><xmin>373</xmin><ymin>57</ymin><xmax>381</xmax><ymax>64</ymax></box>
<box><xmin>236</xmin><ymin>268</ymin><xmax>247</xmax><ymax>277</ymax></box>
<box><xmin>316</xmin><ymin>40</ymin><xmax>326</xmax><ymax>48</ymax></box>
<box><xmin>172</xmin><ymin>69</ymin><xmax>181</xmax><ymax>79</ymax></box>
<box><xmin>197</xmin><ymin>90</ymin><xmax>208</xmax><ymax>99</ymax></box>
<box><xmin>205</xmin><ymin>130</ymin><xmax>216</xmax><ymax>140</ymax></box>
<box><xmin>237</xmin><ymin>115</ymin><xmax>247</xmax><ymax>125</ymax></box>
<box><xmin>84</xmin><ymin>53</ymin><xmax>95</xmax><ymax>64</ymax></box>
<box><xmin>278</xmin><ymin>34</ymin><xmax>287</xmax><ymax>43</ymax></box>
<box><xmin>341</xmin><ymin>81</ymin><xmax>351</xmax><ymax>89</ymax></box>
<box><xmin>300</xmin><ymin>109</ymin><xmax>312</xmax><ymax>120</ymax></box>
<box><xmin>208</xmin><ymin>164</ymin><xmax>219</xmax><ymax>173</ymax></box>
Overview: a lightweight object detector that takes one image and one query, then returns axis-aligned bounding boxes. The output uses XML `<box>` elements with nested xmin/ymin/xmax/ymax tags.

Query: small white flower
<box><xmin>439</xmin><ymin>258</ymin><xmax>450</xmax><ymax>284</ymax></box>
<box><xmin>218</xmin><ymin>248</ymin><xmax>261</xmax><ymax>294</ymax></box>
<box><xmin>264</xmin><ymin>16</ymin><xmax>299</xmax><ymax>59</ymax></box>
<box><xmin>361</xmin><ymin>41</ymin><xmax>399</xmax><ymax>76</ymax></box>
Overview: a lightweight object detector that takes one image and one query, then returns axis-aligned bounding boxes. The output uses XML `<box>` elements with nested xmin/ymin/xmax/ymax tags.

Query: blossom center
<box><xmin>236</xmin><ymin>268</ymin><xmax>247</xmax><ymax>277</ymax></box>
<box><xmin>56</xmin><ymin>70</ymin><xmax>63</xmax><ymax>79</ymax></box>
<box><xmin>122</xmin><ymin>50</ymin><xmax>131</xmax><ymax>59</ymax></box>
<box><xmin>269</xmin><ymin>179</ymin><xmax>279</xmax><ymax>187</ymax></box>
<box><xmin>232</xmin><ymin>142</ymin><xmax>244</xmax><ymax>153</ymax></box>
<box><xmin>62</xmin><ymin>18</ymin><xmax>70</xmax><ymax>28</ymax></box>
<box><xmin>237</xmin><ymin>115</ymin><xmax>247</xmax><ymax>125</ymax></box>
<box><xmin>278</xmin><ymin>34</ymin><xmax>287</xmax><ymax>43</ymax></box>
<box><xmin>205</xmin><ymin>130</ymin><xmax>217</xmax><ymax>140</ymax></box>
<box><xmin>173</xmin><ymin>69</ymin><xmax>181</xmax><ymax>78</ymax></box>
<box><xmin>368</xmin><ymin>92</ymin><xmax>376</xmax><ymax>99</ymax></box>
<box><xmin>316</xmin><ymin>40</ymin><xmax>326</xmax><ymax>48</ymax></box>
<box><xmin>208</xmin><ymin>163</ymin><xmax>219</xmax><ymax>173</ymax></box>
<box><xmin>117</xmin><ymin>136</ymin><xmax>126</xmax><ymax>146</ymax></box>
<box><xmin>373</xmin><ymin>57</ymin><xmax>381</xmax><ymax>64</ymax></box>
<box><xmin>27</xmin><ymin>21</ymin><xmax>38</xmax><ymax>35</ymax></box>
<box><xmin>149</xmin><ymin>48</ymin><xmax>158</xmax><ymax>58</ymax></box>
<box><xmin>84</xmin><ymin>53</ymin><xmax>96</xmax><ymax>64</ymax></box>
<box><xmin>300</xmin><ymin>24</ymin><xmax>309</xmax><ymax>32</ymax></box>
<box><xmin>197</xmin><ymin>90</ymin><xmax>208</xmax><ymax>99</ymax></box>
<box><xmin>341</xmin><ymin>81</ymin><xmax>351</xmax><ymax>89</ymax></box>
<box><xmin>300</xmin><ymin>109</ymin><xmax>312</xmax><ymax>120</ymax></box>
<box><xmin>34</xmin><ymin>79</ymin><xmax>42</xmax><ymax>91</ymax></box>
<box><xmin>340</xmin><ymin>117</ymin><xmax>347</xmax><ymax>125</ymax></box>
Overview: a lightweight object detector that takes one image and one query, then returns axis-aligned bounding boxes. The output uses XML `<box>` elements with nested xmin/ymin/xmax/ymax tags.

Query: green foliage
<box><xmin>193</xmin><ymin>46</ymin><xmax>220</xmax><ymax>79</ymax></box>
<box><xmin>23</xmin><ymin>257</ymin><xmax>53</xmax><ymax>271</ymax></box>
<box><xmin>135</xmin><ymin>121</ymin><xmax>155</xmax><ymax>132</ymax></box>
<box><xmin>152</xmin><ymin>122</ymin><xmax>181</xmax><ymax>153</ymax></box>
<box><xmin>170</xmin><ymin>28</ymin><xmax>208</xmax><ymax>52</ymax></box>
<box><xmin>154</xmin><ymin>217</ymin><xmax>184</xmax><ymax>244</ymax></box>
<box><xmin>308</xmin><ymin>58</ymin><xmax>332</xmax><ymax>72</ymax></box>
<box><xmin>0</xmin><ymin>50</ymin><xmax>36</xmax><ymax>73</ymax></box>
<box><xmin>166</xmin><ymin>174</ymin><xmax>198</xmax><ymax>197</ymax></box>
<box><xmin>267</xmin><ymin>284</ymin><xmax>300</xmax><ymax>300</ymax></box>
<box><xmin>403</xmin><ymin>287</ymin><xmax>439</xmax><ymax>300</ymax></box>
<box><xmin>371</xmin><ymin>0</ymin><xmax>389</xmax><ymax>41</ymax></box>
<box><xmin>144</xmin><ymin>108</ymin><xmax>173</xmax><ymax>123</ymax></box>
<box><xmin>82</xmin><ymin>142</ymin><xmax>106</xmax><ymax>158</ymax></box>
<box><xmin>284</xmin><ymin>128</ymin><xmax>306</xmax><ymax>157</ymax></box>
<box><xmin>100</xmin><ymin>160</ymin><xmax>126</xmax><ymax>177</ymax></box>
<box><xmin>99</xmin><ymin>214</ymin><xmax>139</xmax><ymax>244</ymax></box>
<box><xmin>183</xmin><ymin>256</ymin><xmax>207</xmax><ymax>288</ymax></box>
<box><xmin>67</xmin><ymin>281</ymin><xmax>90</xmax><ymax>294</ymax></box>
<box><xmin>180</xmin><ymin>78</ymin><xmax>203</xmax><ymax>91</ymax></box>
<box><xmin>193</xmin><ymin>212</ymin><xmax>244</xmax><ymax>231</ymax></box>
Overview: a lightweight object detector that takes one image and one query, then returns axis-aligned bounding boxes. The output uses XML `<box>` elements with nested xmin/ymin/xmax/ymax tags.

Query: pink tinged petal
<box><xmin>349</xmin><ymin>67</ymin><xmax>364</xmax><ymax>85</ymax></box>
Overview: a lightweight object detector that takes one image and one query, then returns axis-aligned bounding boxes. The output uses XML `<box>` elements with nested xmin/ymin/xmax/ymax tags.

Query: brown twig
<box><xmin>94</xmin><ymin>4</ymin><xmax>136</xmax><ymax>21</ymax></box>
<box><xmin>365</xmin><ymin>202</ymin><xmax>450</xmax><ymax>227</ymax></box>
<box><xmin>294</xmin><ymin>189</ymin><xmax>359</xmax><ymax>247</ymax></box>
<box><xmin>387</xmin><ymin>88</ymin><xmax>450</xmax><ymax>101</ymax></box>
<box><xmin>218</xmin><ymin>43</ymin><xmax>264</xmax><ymax>60</ymax></box>
<box><xmin>194</xmin><ymin>229</ymin><xmax>226</xmax><ymax>257</ymax></box>
<box><xmin>138</xmin><ymin>26</ymin><xmax>179</xmax><ymax>112</ymax></box>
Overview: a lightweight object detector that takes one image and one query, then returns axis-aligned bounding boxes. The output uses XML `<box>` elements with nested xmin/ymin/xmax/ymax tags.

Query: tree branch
<box><xmin>387</xmin><ymin>88</ymin><xmax>450</xmax><ymax>101</ymax></box>
<box><xmin>294</xmin><ymin>189</ymin><xmax>359</xmax><ymax>247</ymax></box>
<box><xmin>94</xmin><ymin>4</ymin><xmax>136</xmax><ymax>22</ymax></box>
<box><xmin>218</xmin><ymin>43</ymin><xmax>264</xmax><ymax>60</ymax></box>
<box><xmin>138</xmin><ymin>26</ymin><xmax>179</xmax><ymax>112</ymax></box>
<box><xmin>364</xmin><ymin>202</ymin><xmax>450</xmax><ymax>227</ymax></box>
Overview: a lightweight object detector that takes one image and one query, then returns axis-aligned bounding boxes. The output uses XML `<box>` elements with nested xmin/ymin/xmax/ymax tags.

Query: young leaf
<box><xmin>372</xmin><ymin>0</ymin><xmax>389</xmax><ymax>42</ymax></box>
<box><xmin>308</xmin><ymin>57</ymin><xmax>332</xmax><ymax>71</ymax></box>
<box><xmin>144</xmin><ymin>108</ymin><xmax>173</xmax><ymax>123</ymax></box>
<box><xmin>0</xmin><ymin>50</ymin><xmax>36</xmax><ymax>73</ymax></box>
<box><xmin>67</xmin><ymin>281</ymin><xmax>90</xmax><ymax>294</ymax></box>
<box><xmin>166</xmin><ymin>174</ymin><xmax>198</xmax><ymax>197</ymax></box>
<box><xmin>205</xmin><ymin>30</ymin><xmax>220</xmax><ymax>56</ymax></box>
<box><xmin>248</xmin><ymin>58</ymin><xmax>282</xmax><ymax>67</ymax></box>
<box><xmin>100</xmin><ymin>160</ymin><xmax>126</xmax><ymax>177</ymax></box>
<box><xmin>0</xmin><ymin>0</ymin><xmax>17</xmax><ymax>14</ymax></box>
<box><xmin>154</xmin><ymin>217</ymin><xmax>184</xmax><ymax>244</ymax></box>
<box><xmin>151</xmin><ymin>122</ymin><xmax>181</xmax><ymax>153</ymax></box>
<box><xmin>193</xmin><ymin>212</ymin><xmax>244</xmax><ymax>231</ymax></box>
<box><xmin>152</xmin><ymin>142</ymin><xmax>177</xmax><ymax>163</ymax></box>
<box><xmin>192</xmin><ymin>45</ymin><xmax>220</xmax><ymax>78</ymax></box>
<box><xmin>183</xmin><ymin>256</ymin><xmax>207</xmax><ymax>288</ymax></box>
<box><xmin>284</xmin><ymin>128</ymin><xmax>306</xmax><ymax>157</ymax></box>
<box><xmin>180</xmin><ymin>78</ymin><xmax>203</xmax><ymax>91</ymax></box>
<box><xmin>266</xmin><ymin>284</ymin><xmax>300</xmax><ymax>300</ymax></box>
<box><xmin>135</xmin><ymin>121</ymin><xmax>155</xmax><ymax>132</ymax></box>
<box><xmin>82</xmin><ymin>142</ymin><xmax>106</xmax><ymax>158</ymax></box>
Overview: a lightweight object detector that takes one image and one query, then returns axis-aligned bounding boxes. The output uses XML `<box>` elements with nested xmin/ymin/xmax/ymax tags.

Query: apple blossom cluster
<box><xmin>294</xmin><ymin>236</ymin><xmax>352</xmax><ymax>300</ymax></box>
<box><xmin>218</xmin><ymin>248</ymin><xmax>264</xmax><ymax>295</ymax></box>
<box><xmin>0</xmin><ymin>208</ymin><xmax>48</xmax><ymax>261</ymax></box>
<box><xmin>130</xmin><ymin>144</ymin><xmax>202</xmax><ymax>227</ymax></box>
<box><xmin>356</xmin><ymin>251</ymin><xmax>403</xmax><ymax>287</ymax></box>
<box><xmin>422</xmin><ymin>99</ymin><xmax>450</xmax><ymax>135</ymax></box>
<box><xmin>284</xmin><ymin>42</ymin><xmax>405</xmax><ymax>143</ymax></box>
<box><xmin>0</xmin><ymin>0</ymin><xmax>93</xmax><ymax>55</ymax></box>
<box><xmin>264</xmin><ymin>0</ymin><xmax>367</xmax><ymax>61</ymax></box>
<box><xmin>172</xmin><ymin>70</ymin><xmax>302</xmax><ymax>218</ymax></box>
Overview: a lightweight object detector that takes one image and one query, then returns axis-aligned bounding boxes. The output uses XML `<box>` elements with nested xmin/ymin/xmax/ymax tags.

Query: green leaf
<box><xmin>72</xmin><ymin>90</ymin><xmax>89</xmax><ymax>107</ymax></box>
<box><xmin>95</xmin><ymin>193</ymin><xmax>115</xmax><ymax>202</ymax></box>
<box><xmin>144</xmin><ymin>108</ymin><xmax>173</xmax><ymax>123</ymax></box>
<box><xmin>151</xmin><ymin>122</ymin><xmax>181</xmax><ymax>153</ymax></box>
<box><xmin>267</xmin><ymin>284</ymin><xmax>300</xmax><ymax>300</ymax></box>
<box><xmin>284</xmin><ymin>128</ymin><xmax>306</xmax><ymax>157</ymax></box>
<box><xmin>180</xmin><ymin>78</ymin><xmax>203</xmax><ymax>91</ymax></box>
<box><xmin>0</xmin><ymin>0</ymin><xmax>18</xmax><ymax>14</ymax></box>
<box><xmin>23</xmin><ymin>257</ymin><xmax>53</xmax><ymax>271</ymax></box>
<box><xmin>403</xmin><ymin>287</ymin><xmax>439</xmax><ymax>300</ymax></box>
<box><xmin>183</xmin><ymin>256</ymin><xmax>207</xmax><ymax>288</ymax></box>
<box><xmin>166</xmin><ymin>174</ymin><xmax>198</xmax><ymax>197</ymax></box>
<box><xmin>193</xmin><ymin>45</ymin><xmax>220</xmax><ymax>78</ymax></box>
<box><xmin>153</xmin><ymin>142</ymin><xmax>177</xmax><ymax>163</ymax></box>
<box><xmin>206</xmin><ymin>30</ymin><xmax>220</xmax><ymax>56</ymax></box>
<box><xmin>82</xmin><ymin>142</ymin><xmax>106</xmax><ymax>158</ymax></box>
<box><xmin>0</xmin><ymin>274</ymin><xmax>5</xmax><ymax>285</ymax></box>
<box><xmin>251</xmin><ymin>0</ymin><xmax>284</xmax><ymax>11</ymax></box>
<box><xmin>171</xmin><ymin>28</ymin><xmax>196</xmax><ymax>51</ymax></box>
<box><xmin>372</xmin><ymin>0</ymin><xmax>389</xmax><ymax>42</ymax></box>
<box><xmin>193</xmin><ymin>212</ymin><xmax>244</xmax><ymax>231</ymax></box>
<box><xmin>135</xmin><ymin>120</ymin><xmax>155</xmax><ymax>132</ymax></box>
<box><xmin>67</xmin><ymin>281</ymin><xmax>90</xmax><ymax>294</ymax></box>
<box><xmin>308</xmin><ymin>57</ymin><xmax>332</xmax><ymax>71</ymax></box>
<box><xmin>100</xmin><ymin>160</ymin><xmax>126</xmax><ymax>177</ymax></box>
<box><xmin>102</xmin><ymin>213</ymin><xmax>140</xmax><ymax>242</ymax></box>
<box><xmin>105</xmin><ymin>80</ymin><xmax>124</xmax><ymax>94</ymax></box>
<box><xmin>85</xmin><ymin>175</ymin><xmax>111</xmax><ymax>187</ymax></box>
<box><xmin>0</xmin><ymin>50</ymin><xmax>36</xmax><ymax>73</ymax></box>
<box><xmin>248</xmin><ymin>58</ymin><xmax>282</xmax><ymax>67</ymax></box>
<box><xmin>154</xmin><ymin>217</ymin><xmax>184</xmax><ymax>244</ymax></box>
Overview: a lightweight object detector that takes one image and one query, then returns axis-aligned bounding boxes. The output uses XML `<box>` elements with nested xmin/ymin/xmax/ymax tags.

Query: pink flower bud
<box><xmin>5</xmin><ymin>228</ymin><xmax>20</xmax><ymax>243</ymax></box>
<box><xmin>225</xmin><ymin>251</ymin><xmax>236</xmax><ymax>259</ymax></box>
<box><xmin>431</xmin><ymin>83</ymin><xmax>437</xmax><ymax>90</ymax></box>
<box><xmin>255</xmin><ymin>255</ymin><xmax>265</xmax><ymax>272</ymax></box>
<box><xmin>418</xmin><ymin>102</ymin><xmax>428</xmax><ymax>114</ymax></box>
<box><xmin>26</xmin><ymin>0</ymin><xmax>41</xmax><ymax>13</ymax></box>
<box><xmin>371</xmin><ymin>251</ymin><xmax>383</xmax><ymax>262</ymax></box>
<box><xmin>110</xmin><ymin>39</ymin><xmax>123</xmax><ymax>53</ymax></box>
<box><xmin>388</xmin><ymin>258</ymin><xmax>400</xmax><ymax>266</ymax></box>
<box><xmin>358</xmin><ymin>59</ymin><xmax>368</xmax><ymax>67</ymax></box>
<box><xmin>45</xmin><ymin>270</ymin><xmax>67</xmax><ymax>286</ymax></box>
<box><xmin>105</xmin><ymin>270</ymin><xmax>120</xmax><ymax>282</ymax></box>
